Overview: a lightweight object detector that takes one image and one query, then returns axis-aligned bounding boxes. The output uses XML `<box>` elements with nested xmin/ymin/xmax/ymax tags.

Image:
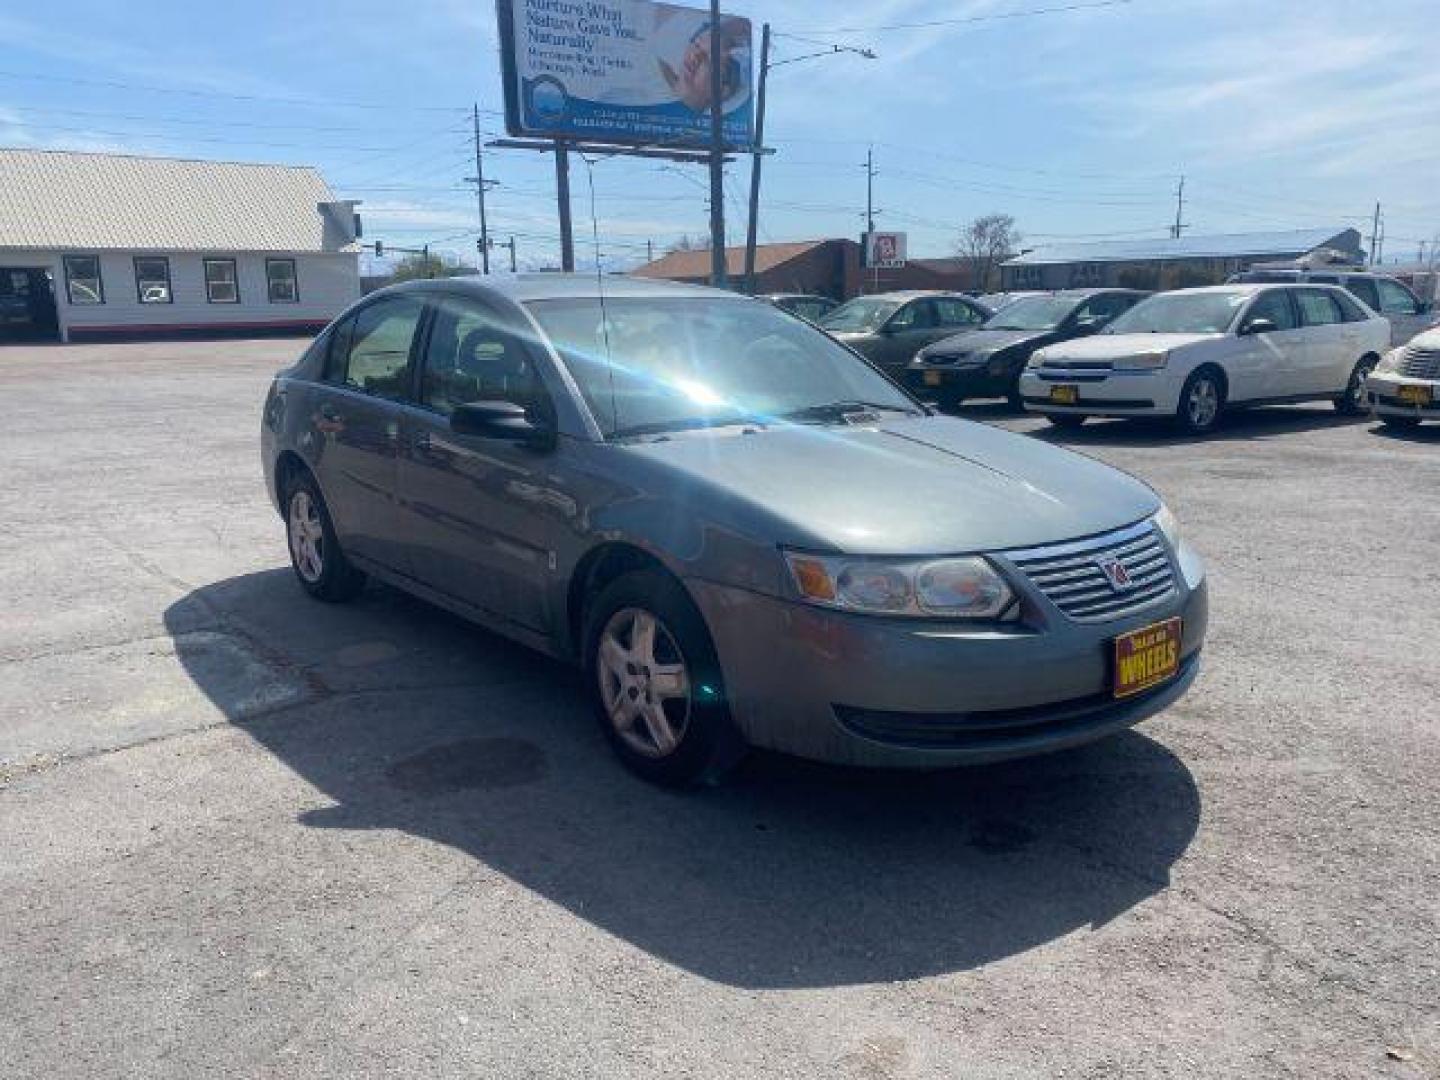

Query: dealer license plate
<box><xmin>1049</xmin><ymin>384</ymin><xmax>1079</xmax><ymax>405</ymax></box>
<box><xmin>1397</xmin><ymin>384</ymin><xmax>1432</xmax><ymax>406</ymax></box>
<box><xmin>1113</xmin><ymin>617</ymin><xmax>1182</xmax><ymax>699</ymax></box>
<box><xmin>924</xmin><ymin>370</ymin><xmax>943</xmax><ymax>387</ymax></box>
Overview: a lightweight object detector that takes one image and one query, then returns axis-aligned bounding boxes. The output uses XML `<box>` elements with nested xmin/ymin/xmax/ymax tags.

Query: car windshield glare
<box><xmin>984</xmin><ymin>296</ymin><xmax>1076</xmax><ymax>331</ymax></box>
<box><xmin>1105</xmin><ymin>292</ymin><xmax>1248</xmax><ymax>335</ymax></box>
<box><xmin>819</xmin><ymin>297</ymin><xmax>899</xmax><ymax>332</ymax></box>
<box><xmin>525</xmin><ymin>296</ymin><xmax>920</xmax><ymax>438</ymax></box>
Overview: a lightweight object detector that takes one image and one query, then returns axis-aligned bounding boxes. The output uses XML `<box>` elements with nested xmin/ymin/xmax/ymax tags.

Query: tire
<box><xmin>582</xmin><ymin>568</ymin><xmax>745</xmax><ymax>786</ymax></box>
<box><xmin>937</xmin><ymin>391</ymin><xmax>965</xmax><ymax>413</ymax></box>
<box><xmin>1379</xmin><ymin>415</ymin><xmax>1421</xmax><ymax>430</ymax></box>
<box><xmin>1046</xmin><ymin>413</ymin><xmax>1087</xmax><ymax>430</ymax></box>
<box><xmin>1005</xmin><ymin>374</ymin><xmax>1025</xmax><ymax>412</ymax></box>
<box><xmin>284</xmin><ymin>470</ymin><xmax>367</xmax><ymax>602</ymax></box>
<box><xmin>1174</xmin><ymin>367</ymin><xmax>1225</xmax><ymax>435</ymax></box>
<box><xmin>1335</xmin><ymin>356</ymin><xmax>1377</xmax><ymax>416</ymax></box>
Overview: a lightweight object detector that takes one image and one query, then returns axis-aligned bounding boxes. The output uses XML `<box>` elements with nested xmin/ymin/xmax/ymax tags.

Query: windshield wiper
<box><xmin>781</xmin><ymin>400</ymin><xmax>918</xmax><ymax>423</ymax></box>
<box><xmin>608</xmin><ymin>413</ymin><xmax>766</xmax><ymax>440</ymax></box>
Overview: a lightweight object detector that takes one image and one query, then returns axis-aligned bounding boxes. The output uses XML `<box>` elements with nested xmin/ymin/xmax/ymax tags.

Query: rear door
<box><xmin>396</xmin><ymin>292</ymin><xmax>562</xmax><ymax>632</ymax></box>
<box><xmin>310</xmin><ymin>294</ymin><xmax>425</xmax><ymax>571</ymax></box>
<box><xmin>1231</xmin><ymin>289</ymin><xmax>1300</xmax><ymax>400</ymax></box>
<box><xmin>1291</xmin><ymin>288</ymin><xmax>1351</xmax><ymax>394</ymax></box>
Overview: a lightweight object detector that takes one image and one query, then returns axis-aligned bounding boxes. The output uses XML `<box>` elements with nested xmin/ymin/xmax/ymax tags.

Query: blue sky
<box><xmin>2</xmin><ymin>0</ymin><xmax>1437</xmax><ymax>272</ymax></box>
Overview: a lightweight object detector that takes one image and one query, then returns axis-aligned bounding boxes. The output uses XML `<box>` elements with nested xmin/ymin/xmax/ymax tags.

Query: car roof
<box><xmin>852</xmin><ymin>290</ymin><xmax>976</xmax><ymax>301</ymax></box>
<box><xmin>375</xmin><ymin>273</ymin><xmax>741</xmax><ymax>305</ymax></box>
<box><xmin>762</xmin><ymin>292</ymin><xmax>828</xmax><ymax>301</ymax></box>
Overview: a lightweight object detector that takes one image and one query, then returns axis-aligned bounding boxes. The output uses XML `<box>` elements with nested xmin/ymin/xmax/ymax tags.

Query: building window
<box><xmin>63</xmin><ymin>255</ymin><xmax>104</xmax><ymax>305</ymax></box>
<box><xmin>203</xmin><ymin>258</ymin><xmax>240</xmax><ymax>304</ymax></box>
<box><xmin>266</xmin><ymin>258</ymin><xmax>298</xmax><ymax>303</ymax></box>
<box><xmin>134</xmin><ymin>256</ymin><xmax>172</xmax><ymax>304</ymax></box>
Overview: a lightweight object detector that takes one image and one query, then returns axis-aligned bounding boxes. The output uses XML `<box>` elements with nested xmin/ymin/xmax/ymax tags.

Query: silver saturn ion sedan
<box><xmin>261</xmin><ymin>276</ymin><xmax>1208</xmax><ymax>785</ymax></box>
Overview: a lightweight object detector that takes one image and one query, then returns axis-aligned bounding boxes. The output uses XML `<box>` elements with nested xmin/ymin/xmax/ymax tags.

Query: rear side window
<box><xmin>1332</xmin><ymin>290</ymin><xmax>1370</xmax><ymax>323</ymax></box>
<box><xmin>1344</xmin><ymin>278</ymin><xmax>1380</xmax><ymax>310</ymax></box>
<box><xmin>1377</xmin><ymin>279</ymin><xmax>1420</xmax><ymax>316</ymax></box>
<box><xmin>1294</xmin><ymin>289</ymin><xmax>1342</xmax><ymax>327</ymax></box>
<box><xmin>334</xmin><ymin>296</ymin><xmax>424</xmax><ymax>400</ymax></box>
<box><xmin>1244</xmin><ymin>290</ymin><xmax>1297</xmax><ymax>331</ymax></box>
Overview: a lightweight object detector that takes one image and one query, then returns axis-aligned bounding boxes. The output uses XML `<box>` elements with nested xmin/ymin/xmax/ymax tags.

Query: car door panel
<box><xmin>1230</xmin><ymin>290</ymin><xmax>1298</xmax><ymax>400</ymax></box>
<box><xmin>1292</xmin><ymin>289</ymin><xmax>1350</xmax><ymax>394</ymax></box>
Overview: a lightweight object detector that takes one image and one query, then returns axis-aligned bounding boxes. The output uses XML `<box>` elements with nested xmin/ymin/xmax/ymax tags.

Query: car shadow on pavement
<box><xmin>1019</xmin><ymin>404</ymin><xmax>1371</xmax><ymax>447</ymax></box>
<box><xmin>164</xmin><ymin>569</ymin><xmax>1202</xmax><ymax>990</ymax></box>
<box><xmin>1367</xmin><ymin>420</ymin><xmax>1440</xmax><ymax>443</ymax></box>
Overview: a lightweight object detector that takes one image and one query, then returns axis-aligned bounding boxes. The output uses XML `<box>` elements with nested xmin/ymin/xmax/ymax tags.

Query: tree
<box><xmin>390</xmin><ymin>252</ymin><xmax>469</xmax><ymax>282</ymax></box>
<box><xmin>668</xmin><ymin>234</ymin><xmax>711</xmax><ymax>253</ymax></box>
<box><xmin>957</xmin><ymin>213</ymin><xmax>1020</xmax><ymax>292</ymax></box>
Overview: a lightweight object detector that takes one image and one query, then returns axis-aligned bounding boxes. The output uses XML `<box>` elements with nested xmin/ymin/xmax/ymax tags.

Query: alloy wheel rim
<box><xmin>1350</xmin><ymin>363</ymin><xmax>1372</xmax><ymax>408</ymax></box>
<box><xmin>1188</xmin><ymin>379</ymin><xmax>1219</xmax><ymax>428</ymax></box>
<box><xmin>597</xmin><ymin>607</ymin><xmax>691</xmax><ymax>758</ymax></box>
<box><xmin>288</xmin><ymin>490</ymin><xmax>325</xmax><ymax>583</ymax></box>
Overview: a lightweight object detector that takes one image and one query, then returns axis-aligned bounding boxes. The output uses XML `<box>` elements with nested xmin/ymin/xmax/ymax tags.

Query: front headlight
<box><xmin>1027</xmin><ymin>350</ymin><xmax>1048</xmax><ymax>369</ymax></box>
<box><xmin>783</xmin><ymin>551</ymin><xmax>1016</xmax><ymax>619</ymax></box>
<box><xmin>1116</xmin><ymin>351</ymin><xmax>1169</xmax><ymax>371</ymax></box>
<box><xmin>1376</xmin><ymin>347</ymin><xmax>1404</xmax><ymax>373</ymax></box>
<box><xmin>1153</xmin><ymin>503</ymin><xmax>1182</xmax><ymax>548</ymax></box>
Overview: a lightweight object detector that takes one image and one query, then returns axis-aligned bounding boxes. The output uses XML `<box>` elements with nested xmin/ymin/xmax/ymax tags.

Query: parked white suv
<box><xmin>1018</xmin><ymin>284</ymin><xmax>1391</xmax><ymax>434</ymax></box>
<box><xmin>1230</xmin><ymin>268</ymin><xmax>1435</xmax><ymax>346</ymax></box>
<box><xmin>1366</xmin><ymin>326</ymin><xmax>1440</xmax><ymax>429</ymax></box>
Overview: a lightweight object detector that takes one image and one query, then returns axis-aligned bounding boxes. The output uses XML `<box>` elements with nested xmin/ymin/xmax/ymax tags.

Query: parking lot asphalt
<box><xmin>2</xmin><ymin>339</ymin><xmax>1438</xmax><ymax>1079</ymax></box>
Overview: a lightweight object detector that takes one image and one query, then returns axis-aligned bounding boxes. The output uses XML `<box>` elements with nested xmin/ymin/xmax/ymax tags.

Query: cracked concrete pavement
<box><xmin>1</xmin><ymin>340</ymin><xmax>1437</xmax><ymax>1078</ymax></box>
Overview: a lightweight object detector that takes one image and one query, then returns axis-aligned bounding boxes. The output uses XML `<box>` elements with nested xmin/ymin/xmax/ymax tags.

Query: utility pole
<box><xmin>555</xmin><ymin>144</ymin><xmax>574</xmax><ymax>272</ymax></box>
<box><xmin>864</xmin><ymin>146</ymin><xmax>879</xmax><ymax>294</ymax></box>
<box><xmin>646</xmin><ymin>238</ymin><xmax>654</xmax><ymax>263</ymax></box>
<box><xmin>707</xmin><ymin>0</ymin><xmax>727</xmax><ymax>288</ymax></box>
<box><xmin>500</xmin><ymin>236</ymin><xmax>517</xmax><ymax>273</ymax></box>
<box><xmin>1369</xmin><ymin>202</ymin><xmax>1381</xmax><ymax>267</ymax></box>
<box><xmin>1377</xmin><ymin>217</ymin><xmax>1386</xmax><ymax>266</ymax></box>
<box><xmin>1171</xmin><ymin>175</ymin><xmax>1187</xmax><ymax>239</ymax></box>
<box><xmin>743</xmin><ymin>22</ymin><xmax>772</xmax><ymax>295</ymax></box>
<box><xmin>469</xmin><ymin>103</ymin><xmax>492</xmax><ymax>274</ymax></box>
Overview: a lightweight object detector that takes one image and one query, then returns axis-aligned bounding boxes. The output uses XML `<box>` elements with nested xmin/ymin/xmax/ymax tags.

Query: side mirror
<box><xmin>451</xmin><ymin>400</ymin><xmax>555</xmax><ymax>449</ymax></box>
<box><xmin>1240</xmin><ymin>317</ymin><xmax>1277</xmax><ymax>336</ymax></box>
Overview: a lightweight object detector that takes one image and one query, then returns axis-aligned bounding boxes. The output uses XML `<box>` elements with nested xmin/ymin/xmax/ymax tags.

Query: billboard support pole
<box><xmin>743</xmin><ymin>22</ymin><xmax>771</xmax><ymax>296</ymax></box>
<box><xmin>707</xmin><ymin>0</ymin><xmax>727</xmax><ymax>289</ymax></box>
<box><xmin>555</xmin><ymin>143</ymin><xmax>575</xmax><ymax>273</ymax></box>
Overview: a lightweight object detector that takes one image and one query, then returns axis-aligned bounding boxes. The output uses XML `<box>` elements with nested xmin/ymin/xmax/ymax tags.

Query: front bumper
<box><xmin>687</xmin><ymin>557</ymin><xmax>1208</xmax><ymax>768</ymax></box>
<box><xmin>1017</xmin><ymin>368</ymin><xmax>1177</xmax><ymax>416</ymax></box>
<box><xmin>1367</xmin><ymin>372</ymin><xmax>1440</xmax><ymax>419</ymax></box>
<box><xmin>903</xmin><ymin>360</ymin><xmax>1010</xmax><ymax>398</ymax></box>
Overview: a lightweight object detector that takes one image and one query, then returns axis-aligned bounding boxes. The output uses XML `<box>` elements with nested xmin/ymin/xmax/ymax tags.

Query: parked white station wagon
<box><xmin>1019</xmin><ymin>284</ymin><xmax>1391</xmax><ymax>434</ymax></box>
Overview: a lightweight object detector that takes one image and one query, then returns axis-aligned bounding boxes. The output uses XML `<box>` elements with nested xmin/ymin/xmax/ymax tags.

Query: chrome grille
<box><xmin>1398</xmin><ymin>346</ymin><xmax>1440</xmax><ymax>379</ymax></box>
<box><xmin>1006</xmin><ymin>521</ymin><xmax>1176</xmax><ymax>622</ymax></box>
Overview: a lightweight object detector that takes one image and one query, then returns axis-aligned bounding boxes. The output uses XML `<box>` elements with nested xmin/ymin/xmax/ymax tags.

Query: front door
<box><xmin>1231</xmin><ymin>289</ymin><xmax>1300</xmax><ymax>400</ymax></box>
<box><xmin>872</xmin><ymin>299</ymin><xmax>955</xmax><ymax>373</ymax></box>
<box><xmin>397</xmin><ymin>293</ymin><xmax>564</xmax><ymax>633</ymax></box>
<box><xmin>310</xmin><ymin>294</ymin><xmax>425</xmax><ymax>572</ymax></box>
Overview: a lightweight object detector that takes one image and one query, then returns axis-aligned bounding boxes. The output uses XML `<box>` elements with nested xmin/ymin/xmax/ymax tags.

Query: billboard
<box><xmin>497</xmin><ymin>0</ymin><xmax>754</xmax><ymax>150</ymax></box>
<box><xmin>866</xmin><ymin>231</ymin><xmax>907</xmax><ymax>269</ymax></box>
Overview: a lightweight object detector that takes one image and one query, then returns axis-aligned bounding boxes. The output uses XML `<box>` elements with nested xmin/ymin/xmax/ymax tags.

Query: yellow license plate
<box><xmin>923</xmin><ymin>370</ymin><xmax>943</xmax><ymax>387</ymax></box>
<box><xmin>1398</xmin><ymin>384</ymin><xmax>1432</xmax><ymax>406</ymax></box>
<box><xmin>1113</xmin><ymin>617</ymin><xmax>1182</xmax><ymax>699</ymax></box>
<box><xmin>1049</xmin><ymin>384</ymin><xmax>1079</xmax><ymax>405</ymax></box>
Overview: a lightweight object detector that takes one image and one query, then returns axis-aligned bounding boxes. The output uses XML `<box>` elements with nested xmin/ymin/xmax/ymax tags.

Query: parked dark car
<box><xmin>819</xmin><ymin>291</ymin><xmax>994</xmax><ymax>375</ymax></box>
<box><xmin>762</xmin><ymin>293</ymin><xmax>839</xmax><ymax>324</ymax></box>
<box><xmin>904</xmin><ymin>289</ymin><xmax>1150</xmax><ymax>409</ymax></box>
<box><xmin>262</xmin><ymin>276</ymin><xmax>1207</xmax><ymax>786</ymax></box>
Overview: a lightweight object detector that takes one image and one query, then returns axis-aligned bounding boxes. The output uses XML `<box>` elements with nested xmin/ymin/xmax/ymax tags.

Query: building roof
<box><xmin>633</xmin><ymin>239</ymin><xmax>831</xmax><ymax>280</ymax></box>
<box><xmin>0</xmin><ymin>148</ymin><xmax>354</xmax><ymax>253</ymax></box>
<box><xmin>1003</xmin><ymin>228</ymin><xmax>1359</xmax><ymax>267</ymax></box>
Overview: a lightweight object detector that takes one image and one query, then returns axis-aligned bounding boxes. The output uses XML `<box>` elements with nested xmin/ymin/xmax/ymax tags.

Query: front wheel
<box><xmin>583</xmin><ymin>569</ymin><xmax>744</xmax><ymax>786</ymax></box>
<box><xmin>1174</xmin><ymin>368</ymin><xmax>1225</xmax><ymax>435</ymax></box>
<box><xmin>1046</xmin><ymin>413</ymin><xmax>1087</xmax><ymax>430</ymax></box>
<box><xmin>1335</xmin><ymin>357</ymin><xmax>1377</xmax><ymax>415</ymax></box>
<box><xmin>1379</xmin><ymin>415</ymin><xmax>1421</xmax><ymax>430</ymax></box>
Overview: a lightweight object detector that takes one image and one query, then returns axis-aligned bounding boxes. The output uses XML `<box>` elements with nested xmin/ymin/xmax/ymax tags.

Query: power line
<box><xmin>810</xmin><ymin>0</ymin><xmax>1134</xmax><ymax>34</ymax></box>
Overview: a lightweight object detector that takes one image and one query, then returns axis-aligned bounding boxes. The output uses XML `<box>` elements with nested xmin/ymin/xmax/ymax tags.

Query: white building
<box><xmin>0</xmin><ymin>148</ymin><xmax>361</xmax><ymax>343</ymax></box>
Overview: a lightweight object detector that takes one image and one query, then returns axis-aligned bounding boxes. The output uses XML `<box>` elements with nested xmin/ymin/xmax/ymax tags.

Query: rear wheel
<box><xmin>285</xmin><ymin>472</ymin><xmax>366</xmax><ymax>602</ymax></box>
<box><xmin>1335</xmin><ymin>356</ymin><xmax>1377</xmax><ymax>415</ymax></box>
<box><xmin>1175</xmin><ymin>367</ymin><xmax>1225</xmax><ymax>435</ymax></box>
<box><xmin>583</xmin><ymin>569</ymin><xmax>744</xmax><ymax>786</ymax></box>
<box><xmin>1046</xmin><ymin>413</ymin><xmax>1087</xmax><ymax>430</ymax></box>
<box><xmin>1379</xmin><ymin>415</ymin><xmax>1421</xmax><ymax>430</ymax></box>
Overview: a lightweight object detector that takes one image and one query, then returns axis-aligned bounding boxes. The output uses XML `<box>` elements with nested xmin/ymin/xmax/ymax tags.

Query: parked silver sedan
<box><xmin>262</xmin><ymin>276</ymin><xmax>1208</xmax><ymax>785</ymax></box>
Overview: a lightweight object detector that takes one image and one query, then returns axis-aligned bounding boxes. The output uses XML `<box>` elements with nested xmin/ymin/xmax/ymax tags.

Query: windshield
<box><xmin>1105</xmin><ymin>291</ymin><xmax>1247</xmax><ymax>334</ymax></box>
<box><xmin>819</xmin><ymin>297</ymin><xmax>899</xmax><ymax>332</ymax></box>
<box><xmin>984</xmin><ymin>295</ymin><xmax>1076</xmax><ymax>331</ymax></box>
<box><xmin>525</xmin><ymin>296</ymin><xmax>920</xmax><ymax>438</ymax></box>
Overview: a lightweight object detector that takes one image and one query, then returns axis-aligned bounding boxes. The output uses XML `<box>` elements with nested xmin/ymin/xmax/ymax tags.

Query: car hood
<box><xmin>1042</xmin><ymin>332</ymin><xmax>1220</xmax><ymax>359</ymax></box>
<box><xmin>620</xmin><ymin>415</ymin><xmax>1158</xmax><ymax>555</ymax></box>
<box><xmin>916</xmin><ymin>328</ymin><xmax>1053</xmax><ymax>362</ymax></box>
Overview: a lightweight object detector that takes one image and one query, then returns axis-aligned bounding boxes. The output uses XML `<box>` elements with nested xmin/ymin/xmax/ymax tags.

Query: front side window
<box><xmin>134</xmin><ymin>257</ymin><xmax>171</xmax><ymax>304</ymax></box>
<box><xmin>934</xmin><ymin>298</ymin><xmax>984</xmax><ymax>327</ymax></box>
<box><xmin>819</xmin><ymin>297</ymin><xmax>899</xmax><ymax>333</ymax></box>
<box><xmin>1242</xmin><ymin>290</ymin><xmax>1297</xmax><ymax>332</ymax></box>
<box><xmin>1376</xmin><ymin>278</ymin><xmax>1420</xmax><ymax>316</ymax></box>
<box><xmin>887</xmin><ymin>301</ymin><xmax>936</xmax><ymax>331</ymax></box>
<box><xmin>1106</xmin><ymin>292</ymin><xmax>1248</xmax><ymax>335</ymax></box>
<box><xmin>1074</xmin><ymin>293</ymin><xmax>1137</xmax><ymax>324</ymax></box>
<box><xmin>63</xmin><ymin>255</ymin><xmax>104</xmax><ymax>305</ymax></box>
<box><xmin>986</xmin><ymin>295</ymin><xmax>1075</xmax><ymax>331</ymax></box>
<box><xmin>527</xmin><ymin>296</ymin><xmax>919</xmax><ymax>439</ymax></box>
<box><xmin>266</xmin><ymin>258</ymin><xmax>298</xmax><ymax>303</ymax></box>
<box><xmin>420</xmin><ymin>296</ymin><xmax>541</xmax><ymax>416</ymax></box>
<box><xmin>1294</xmin><ymin>289</ymin><xmax>1342</xmax><ymax>327</ymax></box>
<box><xmin>203</xmin><ymin>258</ymin><xmax>239</xmax><ymax>304</ymax></box>
<box><xmin>341</xmin><ymin>296</ymin><xmax>424</xmax><ymax>400</ymax></box>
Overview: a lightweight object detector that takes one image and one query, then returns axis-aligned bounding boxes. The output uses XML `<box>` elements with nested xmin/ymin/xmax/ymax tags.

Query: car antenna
<box><xmin>580</xmin><ymin>152</ymin><xmax>618</xmax><ymax>436</ymax></box>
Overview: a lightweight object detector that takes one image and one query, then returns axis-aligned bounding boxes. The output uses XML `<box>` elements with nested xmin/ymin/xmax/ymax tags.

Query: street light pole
<box><xmin>472</xmin><ymin>103</ymin><xmax>491</xmax><ymax>274</ymax></box>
